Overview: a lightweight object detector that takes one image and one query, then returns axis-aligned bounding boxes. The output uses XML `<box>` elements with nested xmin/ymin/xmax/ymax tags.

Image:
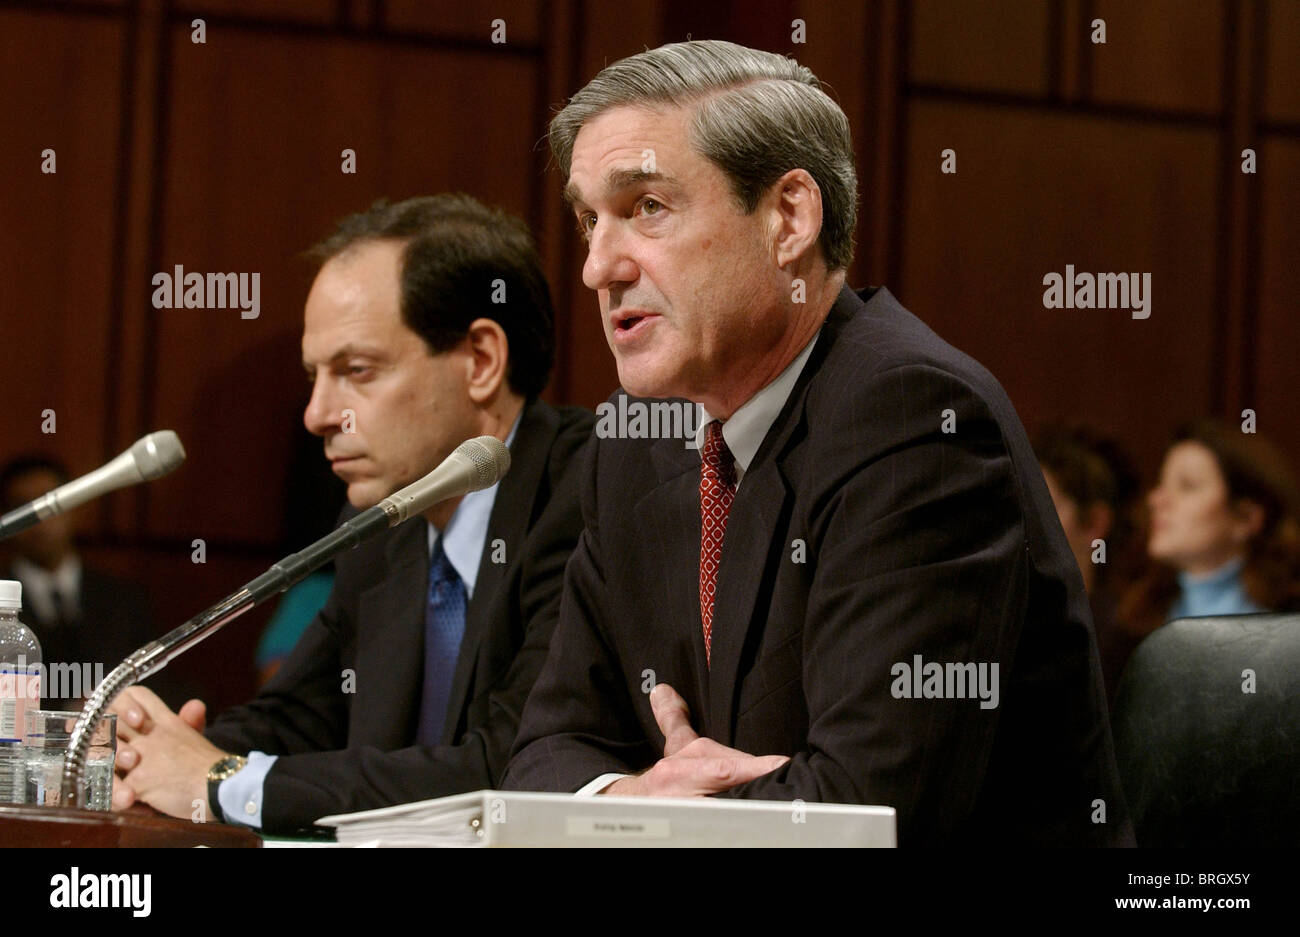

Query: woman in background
<box><xmin>1120</xmin><ymin>420</ymin><xmax>1300</xmax><ymax>644</ymax></box>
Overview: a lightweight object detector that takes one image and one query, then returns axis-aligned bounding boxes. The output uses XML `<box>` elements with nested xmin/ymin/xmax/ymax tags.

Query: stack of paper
<box><xmin>317</xmin><ymin>790</ymin><xmax>896</xmax><ymax>848</ymax></box>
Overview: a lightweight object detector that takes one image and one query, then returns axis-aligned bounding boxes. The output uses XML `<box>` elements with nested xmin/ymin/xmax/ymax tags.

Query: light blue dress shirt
<box><xmin>219</xmin><ymin>415</ymin><xmax>520</xmax><ymax>829</ymax></box>
<box><xmin>1167</xmin><ymin>556</ymin><xmax>1266</xmax><ymax>621</ymax></box>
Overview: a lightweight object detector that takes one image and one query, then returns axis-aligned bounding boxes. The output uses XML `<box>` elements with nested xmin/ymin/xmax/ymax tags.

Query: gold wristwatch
<box><xmin>206</xmin><ymin>755</ymin><xmax>248</xmax><ymax>823</ymax></box>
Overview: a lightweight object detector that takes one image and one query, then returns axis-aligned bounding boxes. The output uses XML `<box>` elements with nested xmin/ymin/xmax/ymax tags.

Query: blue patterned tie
<box><xmin>416</xmin><ymin>539</ymin><xmax>467</xmax><ymax>746</ymax></box>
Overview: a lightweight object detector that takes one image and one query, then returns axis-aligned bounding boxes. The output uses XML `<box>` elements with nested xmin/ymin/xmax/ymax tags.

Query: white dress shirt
<box><xmin>11</xmin><ymin>555</ymin><xmax>81</xmax><ymax>625</ymax></box>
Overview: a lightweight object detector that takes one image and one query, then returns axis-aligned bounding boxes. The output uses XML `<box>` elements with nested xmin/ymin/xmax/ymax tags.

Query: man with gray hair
<box><xmin>504</xmin><ymin>40</ymin><xmax>1132</xmax><ymax>846</ymax></box>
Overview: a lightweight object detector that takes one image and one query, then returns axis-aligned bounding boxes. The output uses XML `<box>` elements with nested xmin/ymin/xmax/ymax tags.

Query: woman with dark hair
<box><xmin>1120</xmin><ymin>420</ymin><xmax>1300</xmax><ymax>643</ymax></box>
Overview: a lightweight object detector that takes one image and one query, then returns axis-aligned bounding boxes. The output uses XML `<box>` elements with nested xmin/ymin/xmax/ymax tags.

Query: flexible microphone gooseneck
<box><xmin>60</xmin><ymin>435</ymin><xmax>510</xmax><ymax>808</ymax></box>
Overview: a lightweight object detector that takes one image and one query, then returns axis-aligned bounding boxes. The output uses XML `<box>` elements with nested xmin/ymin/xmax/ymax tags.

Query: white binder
<box><xmin>317</xmin><ymin>790</ymin><xmax>896</xmax><ymax>847</ymax></box>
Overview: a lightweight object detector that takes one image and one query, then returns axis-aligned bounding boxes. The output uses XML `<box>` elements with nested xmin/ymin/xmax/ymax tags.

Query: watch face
<box><xmin>211</xmin><ymin>756</ymin><xmax>245</xmax><ymax>779</ymax></box>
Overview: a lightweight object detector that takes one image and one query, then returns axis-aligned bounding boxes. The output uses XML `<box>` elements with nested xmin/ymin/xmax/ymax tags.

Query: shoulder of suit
<box><xmin>531</xmin><ymin>400</ymin><xmax>596</xmax><ymax>467</ymax></box>
<box><xmin>772</xmin><ymin>288</ymin><xmax>1034</xmax><ymax>496</ymax></box>
<box><xmin>811</xmin><ymin>286</ymin><xmax>1016</xmax><ymax>419</ymax></box>
<box><xmin>550</xmin><ymin>401</ymin><xmax>598</xmax><ymax>436</ymax></box>
<box><xmin>329</xmin><ymin>499</ymin><xmax>421</xmax><ymax>577</ymax></box>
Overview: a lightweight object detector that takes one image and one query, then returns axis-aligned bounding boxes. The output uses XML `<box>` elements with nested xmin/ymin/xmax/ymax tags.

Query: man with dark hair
<box><xmin>0</xmin><ymin>456</ymin><xmax>171</xmax><ymax>708</ymax></box>
<box><xmin>1035</xmin><ymin>425</ymin><xmax>1140</xmax><ymax>705</ymax></box>
<box><xmin>109</xmin><ymin>194</ymin><xmax>593</xmax><ymax>833</ymax></box>
<box><xmin>303</xmin><ymin>195</ymin><xmax>556</xmax><ymax>400</ymax></box>
<box><xmin>503</xmin><ymin>41</ymin><xmax>1132</xmax><ymax>846</ymax></box>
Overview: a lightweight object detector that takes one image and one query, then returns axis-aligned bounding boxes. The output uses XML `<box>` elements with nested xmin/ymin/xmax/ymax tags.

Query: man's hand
<box><xmin>603</xmin><ymin>683</ymin><xmax>789</xmax><ymax>797</ymax></box>
<box><xmin>108</xmin><ymin>686</ymin><xmax>228</xmax><ymax>821</ymax></box>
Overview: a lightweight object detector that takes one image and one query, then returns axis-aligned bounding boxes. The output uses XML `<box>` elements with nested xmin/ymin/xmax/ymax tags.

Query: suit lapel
<box><xmin>705</xmin><ymin>457</ymin><xmax>789</xmax><ymax>745</ymax></box>
<box><xmin>705</xmin><ymin>294</ymin><xmax>858</xmax><ymax>744</ymax></box>
<box><xmin>441</xmin><ymin>400</ymin><xmax>559</xmax><ymax>743</ymax></box>
<box><xmin>633</xmin><ymin>440</ymin><xmax>711</xmax><ymax>727</ymax></box>
<box><xmin>352</xmin><ymin>520</ymin><xmax>427</xmax><ymax>747</ymax></box>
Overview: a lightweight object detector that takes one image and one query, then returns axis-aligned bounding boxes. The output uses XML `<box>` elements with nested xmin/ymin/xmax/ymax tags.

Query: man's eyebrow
<box><xmin>563</xmin><ymin>169</ymin><xmax>681</xmax><ymax>208</ymax></box>
<box><xmin>607</xmin><ymin>168</ymin><xmax>679</xmax><ymax>192</ymax></box>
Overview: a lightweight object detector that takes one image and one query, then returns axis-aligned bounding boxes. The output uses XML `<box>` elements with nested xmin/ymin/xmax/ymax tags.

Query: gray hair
<box><xmin>550</xmin><ymin>40</ymin><xmax>858</xmax><ymax>270</ymax></box>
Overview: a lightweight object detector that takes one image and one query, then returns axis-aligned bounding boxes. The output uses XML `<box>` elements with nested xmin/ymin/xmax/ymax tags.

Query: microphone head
<box><xmin>130</xmin><ymin>431</ymin><xmax>186</xmax><ymax>480</ymax></box>
<box><xmin>457</xmin><ymin>435</ymin><xmax>511</xmax><ymax>491</ymax></box>
<box><xmin>377</xmin><ymin>435</ymin><xmax>512</xmax><ymax>526</ymax></box>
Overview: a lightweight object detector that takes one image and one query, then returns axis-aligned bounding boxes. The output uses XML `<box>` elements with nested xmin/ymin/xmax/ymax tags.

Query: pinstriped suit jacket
<box><xmin>504</xmin><ymin>285</ymin><xmax>1134</xmax><ymax>846</ymax></box>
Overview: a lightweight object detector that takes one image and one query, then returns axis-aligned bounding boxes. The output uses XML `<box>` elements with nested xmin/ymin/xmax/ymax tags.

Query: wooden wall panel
<box><xmin>385</xmin><ymin>0</ymin><xmax>544</xmax><ymax>45</ymax></box>
<box><xmin>144</xmin><ymin>27</ymin><xmax>543</xmax><ymax>545</ymax></box>
<box><xmin>1089</xmin><ymin>0</ymin><xmax>1226</xmax><ymax>115</ymax></box>
<box><xmin>659</xmin><ymin>0</ymin><xmax>797</xmax><ymax>48</ymax></box>
<box><xmin>854</xmin><ymin>0</ymin><xmax>907</xmax><ymax>288</ymax></box>
<box><xmin>909</xmin><ymin>0</ymin><xmax>1051</xmax><ymax>96</ymax></box>
<box><xmin>534</xmin><ymin>0</ymin><xmax>579</xmax><ymax>405</ymax></box>
<box><xmin>899</xmin><ymin>101</ymin><xmax>1221</xmax><ymax>475</ymax></box>
<box><xmin>1262</xmin><ymin>0</ymin><xmax>1300</xmax><ymax>124</ymax></box>
<box><xmin>789</xmin><ymin>0</ymin><xmax>873</xmax><ymax>284</ymax></box>
<box><xmin>1254</xmin><ymin>138</ymin><xmax>1300</xmax><ymax>474</ymax></box>
<box><xmin>174</xmin><ymin>0</ymin><xmax>337</xmax><ymax>24</ymax></box>
<box><xmin>0</xmin><ymin>9</ymin><xmax>127</xmax><ymax>528</ymax></box>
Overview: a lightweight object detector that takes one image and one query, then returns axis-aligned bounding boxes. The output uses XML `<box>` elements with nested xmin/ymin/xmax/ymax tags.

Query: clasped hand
<box><xmin>108</xmin><ymin>685</ymin><xmax>229</xmax><ymax>821</ymax></box>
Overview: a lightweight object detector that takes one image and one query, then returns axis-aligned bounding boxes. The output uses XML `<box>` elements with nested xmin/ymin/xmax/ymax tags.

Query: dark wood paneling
<box><xmin>789</xmin><ymin>0</ymin><xmax>873</xmax><ymax>284</ymax></box>
<box><xmin>1089</xmin><ymin>0</ymin><xmax>1226</xmax><ymax>115</ymax></box>
<box><xmin>144</xmin><ymin>27</ymin><xmax>542</xmax><ymax>544</ymax></box>
<box><xmin>910</xmin><ymin>0</ymin><xmax>1051</xmax><ymax>97</ymax></box>
<box><xmin>385</xmin><ymin>0</ymin><xmax>543</xmax><ymax>45</ymax></box>
<box><xmin>1214</xmin><ymin>0</ymin><xmax>1263</xmax><ymax>425</ymax></box>
<box><xmin>1254</xmin><ymin>138</ymin><xmax>1300</xmax><ymax>474</ymax></box>
<box><xmin>1263</xmin><ymin>0</ymin><xmax>1300</xmax><ymax>124</ymax></box>
<box><xmin>174</xmin><ymin>0</ymin><xmax>338</xmax><ymax>25</ymax></box>
<box><xmin>900</xmin><ymin>101</ymin><xmax>1221</xmax><ymax>475</ymax></box>
<box><xmin>0</xmin><ymin>10</ymin><xmax>127</xmax><ymax>519</ymax></box>
<box><xmin>660</xmin><ymin>0</ymin><xmax>797</xmax><ymax>49</ymax></box>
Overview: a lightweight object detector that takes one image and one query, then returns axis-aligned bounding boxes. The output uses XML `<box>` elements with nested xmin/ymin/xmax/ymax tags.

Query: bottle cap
<box><xmin>0</xmin><ymin>579</ymin><xmax>20</xmax><ymax>610</ymax></box>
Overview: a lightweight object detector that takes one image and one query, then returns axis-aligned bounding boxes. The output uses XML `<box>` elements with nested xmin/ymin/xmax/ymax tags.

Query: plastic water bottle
<box><xmin>0</xmin><ymin>580</ymin><xmax>42</xmax><ymax>803</ymax></box>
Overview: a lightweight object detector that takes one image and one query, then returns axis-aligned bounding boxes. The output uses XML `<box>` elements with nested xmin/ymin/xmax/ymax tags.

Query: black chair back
<box><xmin>1112</xmin><ymin>613</ymin><xmax>1300</xmax><ymax>847</ymax></box>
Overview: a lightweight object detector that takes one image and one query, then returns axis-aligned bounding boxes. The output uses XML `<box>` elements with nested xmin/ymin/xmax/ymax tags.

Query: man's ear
<box><xmin>768</xmin><ymin>168</ymin><xmax>824</xmax><ymax>270</ymax></box>
<box><xmin>464</xmin><ymin>318</ymin><xmax>510</xmax><ymax>406</ymax></box>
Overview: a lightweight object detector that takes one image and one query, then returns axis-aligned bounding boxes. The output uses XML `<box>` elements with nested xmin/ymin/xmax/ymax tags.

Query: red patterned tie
<box><xmin>699</xmin><ymin>420</ymin><xmax>736</xmax><ymax>666</ymax></box>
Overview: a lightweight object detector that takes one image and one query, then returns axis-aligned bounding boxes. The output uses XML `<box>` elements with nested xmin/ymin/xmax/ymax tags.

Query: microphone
<box><xmin>59</xmin><ymin>435</ymin><xmax>511</xmax><ymax>806</ymax></box>
<box><xmin>0</xmin><ymin>431</ymin><xmax>186</xmax><ymax>541</ymax></box>
<box><xmin>375</xmin><ymin>432</ymin><xmax>511</xmax><ymax>525</ymax></box>
<box><xmin>244</xmin><ymin>433</ymin><xmax>512</xmax><ymax>604</ymax></box>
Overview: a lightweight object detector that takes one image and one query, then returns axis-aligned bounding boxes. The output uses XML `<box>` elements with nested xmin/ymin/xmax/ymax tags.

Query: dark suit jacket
<box><xmin>504</xmin><ymin>286</ymin><xmax>1134</xmax><ymax>846</ymax></box>
<box><xmin>205</xmin><ymin>399</ymin><xmax>593</xmax><ymax>833</ymax></box>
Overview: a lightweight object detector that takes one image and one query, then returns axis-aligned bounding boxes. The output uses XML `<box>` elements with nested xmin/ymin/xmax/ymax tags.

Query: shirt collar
<box><xmin>1176</xmin><ymin>555</ymin><xmax>1246</xmax><ymax>592</ymax></box>
<box><xmin>11</xmin><ymin>554</ymin><xmax>81</xmax><ymax>621</ymax></box>
<box><xmin>426</xmin><ymin>410</ymin><xmax>523</xmax><ymax>597</ymax></box>
<box><xmin>694</xmin><ymin>331</ymin><xmax>819</xmax><ymax>484</ymax></box>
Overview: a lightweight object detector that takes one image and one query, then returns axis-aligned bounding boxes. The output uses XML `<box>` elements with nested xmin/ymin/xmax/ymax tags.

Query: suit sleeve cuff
<box><xmin>574</xmin><ymin>773</ymin><xmax>629</xmax><ymax>796</ymax></box>
<box><xmin>217</xmin><ymin>751</ymin><xmax>277</xmax><ymax>828</ymax></box>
